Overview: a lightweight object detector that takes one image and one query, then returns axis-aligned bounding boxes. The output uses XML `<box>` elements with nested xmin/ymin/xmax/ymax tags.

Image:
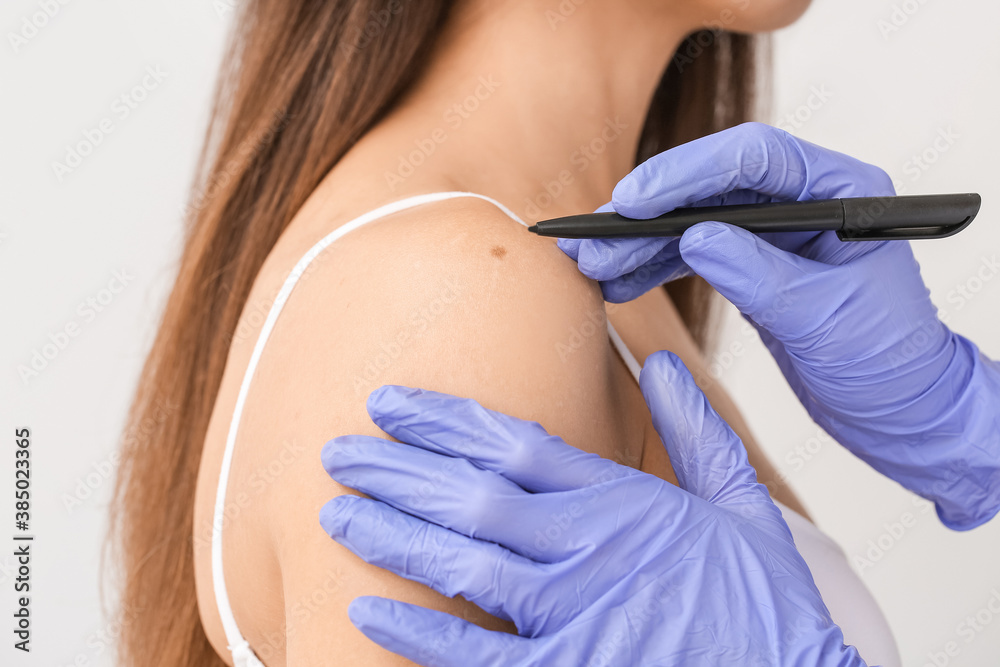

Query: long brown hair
<box><xmin>107</xmin><ymin>1</ymin><xmax>764</xmax><ymax>664</ymax></box>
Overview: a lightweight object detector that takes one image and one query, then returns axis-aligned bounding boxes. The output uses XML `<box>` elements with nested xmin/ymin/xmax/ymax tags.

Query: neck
<box><xmin>357</xmin><ymin>2</ymin><xmax>699</xmax><ymax>222</ymax></box>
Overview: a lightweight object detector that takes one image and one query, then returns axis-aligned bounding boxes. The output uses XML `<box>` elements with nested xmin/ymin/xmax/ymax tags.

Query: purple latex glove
<box><xmin>319</xmin><ymin>351</ymin><xmax>868</xmax><ymax>667</ymax></box>
<box><xmin>558</xmin><ymin>122</ymin><xmax>1000</xmax><ymax>530</ymax></box>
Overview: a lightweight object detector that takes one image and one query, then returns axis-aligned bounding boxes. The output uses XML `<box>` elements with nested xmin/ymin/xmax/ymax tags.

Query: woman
<box><xmin>110</xmin><ymin>0</ymin><xmax>899</xmax><ymax>665</ymax></box>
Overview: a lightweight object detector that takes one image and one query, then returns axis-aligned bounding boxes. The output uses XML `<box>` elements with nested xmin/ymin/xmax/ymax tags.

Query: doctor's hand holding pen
<box><xmin>558</xmin><ymin>122</ymin><xmax>1000</xmax><ymax>532</ymax></box>
<box><xmin>318</xmin><ymin>122</ymin><xmax>1000</xmax><ymax>665</ymax></box>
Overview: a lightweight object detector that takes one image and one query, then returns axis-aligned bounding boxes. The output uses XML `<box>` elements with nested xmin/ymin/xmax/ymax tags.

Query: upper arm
<box><xmin>241</xmin><ymin>199</ymin><xmax>631</xmax><ymax>664</ymax></box>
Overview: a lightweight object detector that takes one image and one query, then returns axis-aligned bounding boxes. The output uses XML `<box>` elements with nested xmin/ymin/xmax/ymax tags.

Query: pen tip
<box><xmin>527</xmin><ymin>225</ymin><xmax>539</xmax><ymax>234</ymax></box>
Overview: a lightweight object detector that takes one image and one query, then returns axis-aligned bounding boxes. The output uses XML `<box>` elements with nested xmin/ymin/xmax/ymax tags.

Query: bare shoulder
<box><xmin>223</xmin><ymin>195</ymin><xmax>633</xmax><ymax>664</ymax></box>
<box><xmin>253</xmin><ymin>194</ymin><xmax>621</xmax><ymax>432</ymax></box>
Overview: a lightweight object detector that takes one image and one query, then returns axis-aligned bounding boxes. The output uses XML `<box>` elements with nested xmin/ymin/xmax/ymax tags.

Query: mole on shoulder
<box><xmin>490</xmin><ymin>245</ymin><xmax>507</xmax><ymax>259</ymax></box>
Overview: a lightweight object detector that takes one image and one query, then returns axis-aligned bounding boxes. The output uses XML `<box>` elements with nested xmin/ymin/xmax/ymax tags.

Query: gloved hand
<box><xmin>558</xmin><ymin>122</ymin><xmax>1000</xmax><ymax>530</ymax></box>
<box><xmin>319</xmin><ymin>351</ymin><xmax>867</xmax><ymax>667</ymax></box>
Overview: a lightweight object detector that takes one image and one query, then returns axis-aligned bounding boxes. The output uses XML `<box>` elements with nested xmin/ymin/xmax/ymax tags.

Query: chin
<box><xmin>718</xmin><ymin>0</ymin><xmax>814</xmax><ymax>33</ymax></box>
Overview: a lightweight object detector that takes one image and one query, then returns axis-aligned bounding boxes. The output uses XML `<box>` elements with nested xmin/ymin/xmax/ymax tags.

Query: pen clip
<box><xmin>837</xmin><ymin>193</ymin><xmax>981</xmax><ymax>241</ymax></box>
<box><xmin>837</xmin><ymin>216</ymin><xmax>976</xmax><ymax>241</ymax></box>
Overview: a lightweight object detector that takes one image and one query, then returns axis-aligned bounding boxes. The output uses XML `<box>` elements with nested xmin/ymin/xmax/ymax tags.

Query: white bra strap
<box><xmin>211</xmin><ymin>190</ymin><xmax>533</xmax><ymax>660</ymax></box>
<box><xmin>210</xmin><ymin>189</ymin><xmax>643</xmax><ymax>663</ymax></box>
<box><xmin>607</xmin><ymin>319</ymin><xmax>643</xmax><ymax>385</ymax></box>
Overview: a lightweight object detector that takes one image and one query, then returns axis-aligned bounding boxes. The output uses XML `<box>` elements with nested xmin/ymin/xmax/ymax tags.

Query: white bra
<box><xmin>211</xmin><ymin>191</ymin><xmax>901</xmax><ymax>667</ymax></box>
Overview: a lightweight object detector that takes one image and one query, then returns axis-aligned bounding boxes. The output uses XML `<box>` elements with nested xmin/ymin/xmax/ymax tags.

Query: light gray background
<box><xmin>2</xmin><ymin>1</ymin><xmax>998</xmax><ymax>665</ymax></box>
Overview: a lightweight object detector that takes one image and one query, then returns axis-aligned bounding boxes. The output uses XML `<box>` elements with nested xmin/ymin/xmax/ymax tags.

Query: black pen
<box><xmin>527</xmin><ymin>193</ymin><xmax>982</xmax><ymax>241</ymax></box>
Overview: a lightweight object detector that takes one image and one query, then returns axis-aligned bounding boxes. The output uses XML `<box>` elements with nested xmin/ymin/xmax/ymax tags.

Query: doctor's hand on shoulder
<box><xmin>558</xmin><ymin>122</ymin><xmax>1000</xmax><ymax>531</ymax></box>
<box><xmin>318</xmin><ymin>351</ymin><xmax>868</xmax><ymax>667</ymax></box>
